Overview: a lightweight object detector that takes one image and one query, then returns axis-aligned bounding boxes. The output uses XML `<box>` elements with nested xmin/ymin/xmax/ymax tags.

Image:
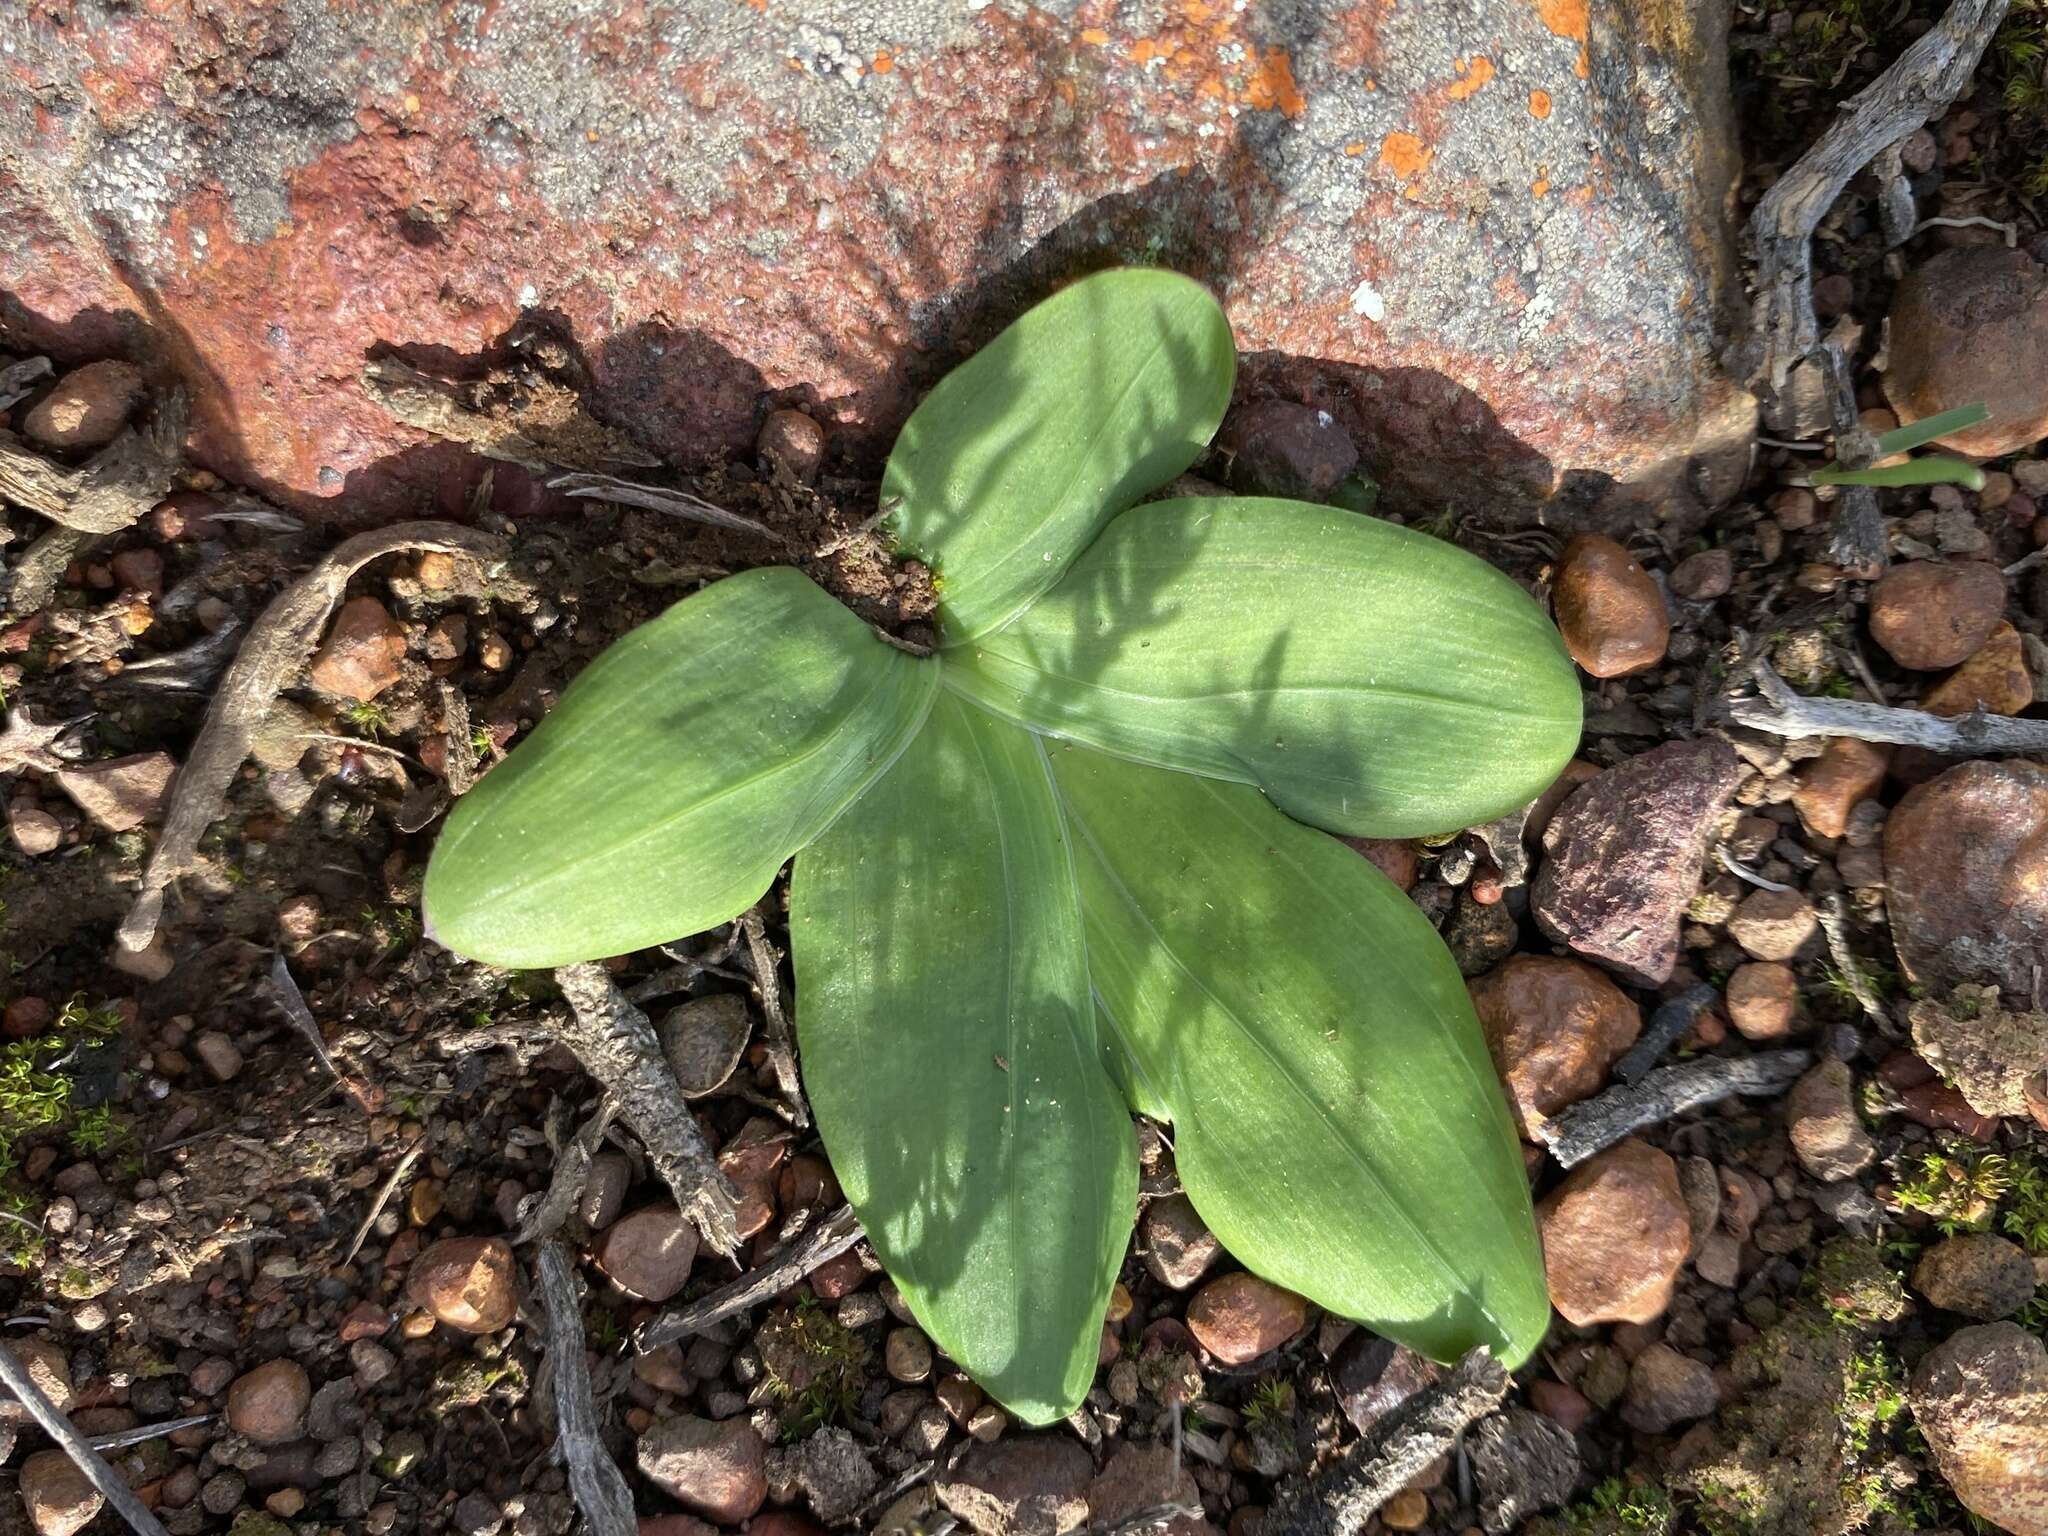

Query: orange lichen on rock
<box><xmin>1344</xmin><ymin>140</ymin><xmax>1367</xmax><ymax>156</ymax></box>
<box><xmin>1380</xmin><ymin>131</ymin><xmax>1433</xmax><ymax>180</ymax></box>
<box><xmin>1447</xmin><ymin>56</ymin><xmax>1495</xmax><ymax>99</ymax></box>
<box><xmin>1529</xmin><ymin>87</ymin><xmax>1553</xmax><ymax>118</ymax></box>
<box><xmin>1532</xmin><ymin>171</ymin><xmax>1550</xmax><ymax>197</ymax></box>
<box><xmin>1243</xmin><ymin>46</ymin><xmax>1304</xmax><ymax>117</ymax></box>
<box><xmin>1536</xmin><ymin>0</ymin><xmax>1589</xmax><ymax>41</ymax></box>
<box><xmin>1080</xmin><ymin>26</ymin><xmax>1109</xmax><ymax>45</ymax></box>
<box><xmin>871</xmin><ymin>48</ymin><xmax>894</xmax><ymax>74</ymax></box>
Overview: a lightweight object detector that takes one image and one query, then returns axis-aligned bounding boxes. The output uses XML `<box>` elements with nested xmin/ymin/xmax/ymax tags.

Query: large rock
<box><xmin>636</xmin><ymin>1415</ymin><xmax>768</xmax><ymax>1527</ymax></box>
<box><xmin>0</xmin><ymin>3</ymin><xmax>1748</xmax><ymax>528</ymax></box>
<box><xmin>936</xmin><ymin>1435</ymin><xmax>1094</xmax><ymax>1536</ymax></box>
<box><xmin>1908</xmin><ymin>1323</ymin><xmax>2048</xmax><ymax>1536</ymax></box>
<box><xmin>1533</xmin><ymin>737</ymin><xmax>1746</xmax><ymax>985</ymax></box>
<box><xmin>1885</xmin><ymin>761</ymin><xmax>2048</xmax><ymax>999</ymax></box>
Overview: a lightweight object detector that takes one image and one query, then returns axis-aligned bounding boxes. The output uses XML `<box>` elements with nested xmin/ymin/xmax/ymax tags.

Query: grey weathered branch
<box><xmin>514</xmin><ymin>1100</ymin><xmax>615</xmax><ymax>1246</ymax></box>
<box><xmin>0</xmin><ymin>1336</ymin><xmax>173</xmax><ymax>1536</ymax></box>
<box><xmin>1817</xmin><ymin>892</ymin><xmax>1889</xmax><ymax>1026</ymax></box>
<box><xmin>635</xmin><ymin>1203</ymin><xmax>863</xmax><ymax>1351</ymax></box>
<box><xmin>0</xmin><ymin>390</ymin><xmax>188</xmax><ymax>534</ymax></box>
<box><xmin>1261</xmin><ymin>1349</ymin><xmax>1509</xmax><ymax>1536</ymax></box>
<box><xmin>1729</xmin><ymin>655</ymin><xmax>2048</xmax><ymax>753</ymax></box>
<box><xmin>553</xmin><ymin>963</ymin><xmax>742</xmax><ymax>1257</ymax></box>
<box><xmin>739</xmin><ymin>908</ymin><xmax>810</xmax><ymax>1128</ymax></box>
<box><xmin>1613</xmin><ymin>984</ymin><xmax>1719</xmax><ymax>1084</ymax></box>
<box><xmin>1535</xmin><ymin>1050</ymin><xmax>1814</xmax><ymax>1168</ymax></box>
<box><xmin>1745</xmin><ymin>0</ymin><xmax>2010</xmax><ymax>398</ymax></box>
<box><xmin>535</xmin><ymin>1239</ymin><xmax>637</xmax><ymax>1536</ymax></box>
<box><xmin>117</xmin><ymin>521</ymin><xmax>508</xmax><ymax>952</ymax></box>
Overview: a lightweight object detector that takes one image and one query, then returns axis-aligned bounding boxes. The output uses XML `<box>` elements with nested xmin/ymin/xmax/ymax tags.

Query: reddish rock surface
<box><xmin>308</xmin><ymin>597</ymin><xmax>407</xmax><ymax>702</ymax></box>
<box><xmin>1533</xmin><ymin>738</ymin><xmax>1746</xmax><ymax>985</ymax></box>
<box><xmin>1908</xmin><ymin>1323</ymin><xmax>2048</xmax><ymax>1536</ymax></box>
<box><xmin>405</xmin><ymin>1236</ymin><xmax>519</xmax><ymax>1334</ymax></box>
<box><xmin>1885</xmin><ymin>246</ymin><xmax>2048</xmax><ymax>458</ymax></box>
<box><xmin>1922</xmin><ymin>621</ymin><xmax>2034</xmax><ymax>717</ymax></box>
<box><xmin>1467</xmin><ymin>955</ymin><xmax>1642</xmax><ymax>1140</ymax></box>
<box><xmin>1885</xmin><ymin>761</ymin><xmax>2048</xmax><ymax>998</ymax></box>
<box><xmin>0</xmin><ymin>3</ymin><xmax>1747</xmax><ymax>528</ymax></box>
<box><xmin>1867</xmin><ymin>560</ymin><xmax>2007</xmax><ymax>671</ymax></box>
<box><xmin>1791</xmin><ymin>737</ymin><xmax>1889</xmax><ymax>841</ymax></box>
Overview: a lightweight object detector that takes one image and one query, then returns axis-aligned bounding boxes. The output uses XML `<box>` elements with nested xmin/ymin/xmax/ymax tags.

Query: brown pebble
<box><xmin>1725</xmin><ymin>962</ymin><xmax>1800</xmax><ymax>1042</ymax></box>
<box><xmin>23</xmin><ymin>360</ymin><xmax>144</xmax><ymax>453</ymax></box>
<box><xmin>224</xmin><ymin>1360</ymin><xmax>310</xmax><ymax>1445</ymax></box>
<box><xmin>1868</xmin><ymin>559</ymin><xmax>2006</xmax><ymax>671</ymax></box>
<box><xmin>405</xmin><ymin>1236</ymin><xmax>519</xmax><ymax>1332</ymax></box>
<box><xmin>1552</xmin><ymin>535</ymin><xmax>1670</xmax><ymax>678</ymax></box>
<box><xmin>757</xmin><ymin>408</ymin><xmax>827</xmax><ymax>482</ymax></box>
<box><xmin>1185</xmin><ymin>1273</ymin><xmax>1308</xmax><ymax>1365</ymax></box>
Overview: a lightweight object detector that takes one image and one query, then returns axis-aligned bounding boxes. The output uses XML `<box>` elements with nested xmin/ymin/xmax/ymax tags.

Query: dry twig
<box><xmin>514</xmin><ymin>1101</ymin><xmax>616</xmax><ymax>1246</ymax></box>
<box><xmin>1730</xmin><ymin>654</ymin><xmax>2048</xmax><ymax>753</ymax></box>
<box><xmin>553</xmin><ymin>964</ymin><xmax>742</xmax><ymax>1257</ymax></box>
<box><xmin>0</xmin><ymin>1336</ymin><xmax>173</xmax><ymax>1536</ymax></box>
<box><xmin>1817</xmin><ymin>892</ymin><xmax>1889</xmax><ymax>1026</ymax></box>
<box><xmin>117</xmin><ymin>522</ymin><xmax>507</xmax><ymax>953</ymax></box>
<box><xmin>1262</xmin><ymin>1349</ymin><xmax>1509</xmax><ymax>1536</ymax></box>
<box><xmin>550</xmin><ymin>471</ymin><xmax>782</xmax><ymax>541</ymax></box>
<box><xmin>1535</xmin><ymin>1051</ymin><xmax>1814</xmax><ymax>1168</ymax></box>
<box><xmin>738</xmin><ymin>908</ymin><xmax>810</xmax><ymax>1128</ymax></box>
<box><xmin>0</xmin><ymin>391</ymin><xmax>188</xmax><ymax>535</ymax></box>
<box><xmin>635</xmin><ymin>1204</ymin><xmax>862</xmax><ymax>1351</ymax></box>
<box><xmin>1613</xmin><ymin>984</ymin><xmax>1719</xmax><ymax>1084</ymax></box>
<box><xmin>535</xmin><ymin>1239</ymin><xmax>637</xmax><ymax>1536</ymax></box>
<box><xmin>342</xmin><ymin>1134</ymin><xmax>429</xmax><ymax>1266</ymax></box>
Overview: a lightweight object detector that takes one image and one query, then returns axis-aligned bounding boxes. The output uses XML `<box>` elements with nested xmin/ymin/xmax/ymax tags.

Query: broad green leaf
<box><xmin>951</xmin><ymin>498</ymin><xmax>1583</xmax><ymax>838</ymax></box>
<box><xmin>791</xmin><ymin>693</ymin><xmax>1136</xmax><ymax>1424</ymax></box>
<box><xmin>423</xmin><ymin>568</ymin><xmax>936</xmax><ymax>968</ymax></box>
<box><xmin>1046</xmin><ymin>742</ymin><xmax>1551</xmax><ymax>1367</ymax></box>
<box><xmin>883</xmin><ymin>269</ymin><xmax>1236</xmax><ymax>644</ymax></box>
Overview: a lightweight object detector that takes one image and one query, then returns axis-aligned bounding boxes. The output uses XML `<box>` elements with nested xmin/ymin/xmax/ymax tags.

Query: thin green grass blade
<box><xmin>1870</xmin><ymin>401</ymin><xmax>1989</xmax><ymax>456</ymax></box>
<box><xmin>1810</xmin><ymin>456</ymin><xmax>1987</xmax><ymax>490</ymax></box>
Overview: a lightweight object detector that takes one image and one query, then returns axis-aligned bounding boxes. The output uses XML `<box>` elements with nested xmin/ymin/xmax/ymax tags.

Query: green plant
<box><xmin>423</xmin><ymin>269</ymin><xmax>1580</xmax><ymax>1422</ymax></box>
<box><xmin>340</xmin><ymin>699</ymin><xmax>391</xmax><ymax>737</ymax></box>
<box><xmin>1564</xmin><ymin>1476</ymin><xmax>1675</xmax><ymax>1534</ymax></box>
<box><xmin>1806</xmin><ymin>404</ymin><xmax>1990</xmax><ymax>490</ymax></box>
<box><xmin>1893</xmin><ymin>1143</ymin><xmax>2012</xmax><ymax>1234</ymax></box>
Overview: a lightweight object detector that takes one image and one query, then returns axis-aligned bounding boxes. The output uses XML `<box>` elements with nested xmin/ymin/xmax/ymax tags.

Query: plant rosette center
<box><xmin>424</xmin><ymin>269</ymin><xmax>1582</xmax><ymax>1423</ymax></box>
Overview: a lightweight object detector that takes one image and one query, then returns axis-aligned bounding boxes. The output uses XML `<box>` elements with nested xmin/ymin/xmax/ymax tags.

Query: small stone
<box><xmin>477</xmin><ymin>631</ymin><xmax>514</xmax><ymax>670</ymax></box>
<box><xmin>1381</xmin><ymin>1489</ymin><xmax>1430</xmax><ymax>1531</ymax></box>
<box><xmin>1886</xmin><ymin>245</ymin><xmax>2048</xmax><ymax>457</ymax></box>
<box><xmin>1868</xmin><ymin>559</ymin><xmax>2007</xmax><ymax>671</ymax></box>
<box><xmin>758</xmin><ymin>408</ymin><xmax>827</xmax><ymax>482</ymax></box>
<box><xmin>349</xmin><ymin>1339</ymin><xmax>396</xmax><ymax>1385</ymax></box>
<box><xmin>1533</xmin><ymin>738</ymin><xmax>1745</xmax><ymax>985</ymax></box>
<box><xmin>1538</xmin><ymin>1139</ymin><xmax>1690</xmax><ymax>1327</ymax></box>
<box><xmin>8</xmin><ymin>805</ymin><xmax>61</xmax><ymax>856</ymax></box>
<box><xmin>20</xmin><ymin>1449</ymin><xmax>102</xmax><ymax>1536</ymax></box>
<box><xmin>52</xmin><ymin>751</ymin><xmax>176</xmax><ymax>832</ymax></box>
<box><xmin>1141</xmin><ymin>1195</ymin><xmax>1222</xmax><ymax>1290</ymax></box>
<box><xmin>3</xmin><ymin>997</ymin><xmax>52</xmax><ymax>1040</ymax></box>
<box><xmin>1786</xmin><ymin>1059</ymin><xmax>1875</xmax><ymax>1183</ymax></box>
<box><xmin>1886</xmin><ymin>761</ymin><xmax>2048</xmax><ymax>998</ymax></box>
<box><xmin>1908</xmin><ymin>1322</ymin><xmax>2048</xmax><ymax>1536</ymax></box>
<box><xmin>1910</xmin><ymin>985</ymin><xmax>2048</xmax><ymax>1122</ymax></box>
<box><xmin>23</xmin><ymin>360</ymin><xmax>144</xmax><ymax>452</ymax></box>
<box><xmin>1725</xmin><ymin>962</ymin><xmax>1800</xmax><ymax>1042</ymax></box>
<box><xmin>405</xmin><ymin>1236</ymin><xmax>519</xmax><ymax>1333</ymax></box>
<box><xmin>1345</xmin><ymin>836</ymin><xmax>1419</xmax><ymax>890</ymax></box>
<box><xmin>1923</xmin><ymin>621</ymin><xmax>2034</xmax><ymax>717</ymax></box>
<box><xmin>937</xmin><ymin>1374</ymin><xmax>984</xmax><ymax>1427</ymax></box>
<box><xmin>453</xmin><ymin>1492</ymin><xmax>504</xmax><ymax>1536</ymax></box>
<box><xmin>192</xmin><ymin>1031</ymin><xmax>243</xmax><ymax>1083</ymax></box>
<box><xmin>1668</xmin><ymin>547</ymin><xmax>1733</xmax><ymax>602</ymax></box>
<box><xmin>1218</xmin><ymin>398</ymin><xmax>1359</xmax><ymax>502</ymax></box>
<box><xmin>717</xmin><ymin>1118</ymin><xmax>789</xmax><ymax>1241</ymax></box>
<box><xmin>425</xmin><ymin>613</ymin><xmax>468</xmax><ymax>662</ymax></box>
<box><xmin>935</xmin><ymin>1435</ymin><xmax>1093</xmax><ymax>1536</ymax></box>
<box><xmin>594</xmin><ymin>1206</ymin><xmax>698</xmax><ymax>1303</ymax></box>
<box><xmin>1467</xmin><ymin>955</ymin><xmax>1641</xmax><ymax>1140</ymax></box>
<box><xmin>1619</xmin><ymin>1343</ymin><xmax>1717</xmax><ymax>1433</ymax></box>
<box><xmin>225</xmin><ymin>1360</ymin><xmax>311</xmax><ymax>1445</ymax></box>
<box><xmin>1694</xmin><ymin>1230</ymin><xmax>1741</xmax><ymax>1288</ymax></box>
<box><xmin>885</xmin><ymin>1326</ymin><xmax>934</xmax><ymax>1383</ymax></box>
<box><xmin>1552</xmin><ymin>534</ymin><xmax>1670</xmax><ymax>678</ymax></box>
<box><xmin>308</xmin><ymin>597</ymin><xmax>407</xmax><ymax>701</ymax></box>
<box><xmin>0</xmin><ymin>1340</ymin><xmax>66</xmax><ymax>1434</ymax></box>
<box><xmin>1725</xmin><ymin>887</ymin><xmax>1817</xmax><ymax>963</ymax></box>
<box><xmin>636</xmin><ymin>1415</ymin><xmax>767</xmax><ymax>1526</ymax></box>
<box><xmin>657</xmin><ymin>994</ymin><xmax>752</xmax><ymax>1097</ymax></box>
<box><xmin>415</xmin><ymin>551</ymin><xmax>458</xmax><ymax>589</ymax></box>
<box><xmin>1791</xmin><ymin>738</ymin><xmax>1890</xmax><ymax>841</ymax></box>
<box><xmin>1914</xmin><ymin>1233</ymin><xmax>2040</xmax><ymax>1320</ymax></box>
<box><xmin>1084</xmin><ymin>1443</ymin><xmax>1201</xmax><ymax>1536</ymax></box>
<box><xmin>1186</xmin><ymin>1273</ymin><xmax>1308</xmax><ymax>1365</ymax></box>
<box><xmin>764</xmin><ymin>1426</ymin><xmax>876</xmax><ymax>1525</ymax></box>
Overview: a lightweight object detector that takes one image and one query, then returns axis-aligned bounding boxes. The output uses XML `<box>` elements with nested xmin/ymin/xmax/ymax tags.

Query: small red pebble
<box><xmin>337</xmin><ymin>1301</ymin><xmax>392</xmax><ymax>1342</ymax></box>
<box><xmin>1877</xmin><ymin>1049</ymin><xmax>1938</xmax><ymax>1091</ymax></box>
<box><xmin>1900</xmin><ymin>1081</ymin><xmax>1999</xmax><ymax>1142</ymax></box>
<box><xmin>1469</xmin><ymin>865</ymin><xmax>1504</xmax><ymax>905</ymax></box>
<box><xmin>3</xmin><ymin>997</ymin><xmax>53</xmax><ymax>1039</ymax></box>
